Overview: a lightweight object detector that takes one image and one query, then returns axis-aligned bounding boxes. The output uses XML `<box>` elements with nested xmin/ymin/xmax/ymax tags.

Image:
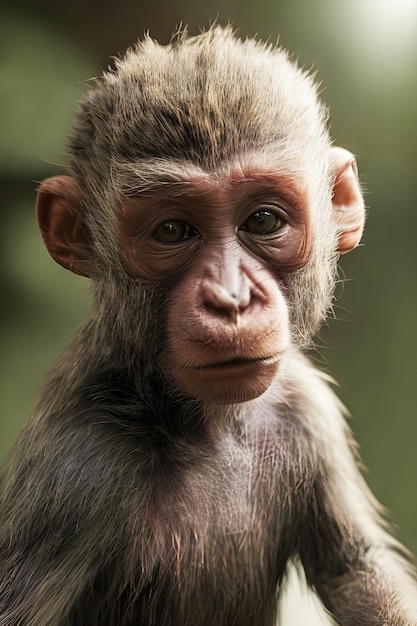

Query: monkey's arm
<box><xmin>0</xmin><ymin>411</ymin><xmax>130</xmax><ymax>626</ymax></box>
<box><xmin>294</xmin><ymin>359</ymin><xmax>417</xmax><ymax>625</ymax></box>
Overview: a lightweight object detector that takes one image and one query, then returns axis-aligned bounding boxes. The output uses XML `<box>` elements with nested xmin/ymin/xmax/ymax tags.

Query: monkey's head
<box><xmin>36</xmin><ymin>27</ymin><xmax>365</xmax><ymax>405</ymax></box>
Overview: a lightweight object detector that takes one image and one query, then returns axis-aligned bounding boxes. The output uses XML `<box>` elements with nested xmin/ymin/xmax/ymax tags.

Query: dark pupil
<box><xmin>165</xmin><ymin>223</ymin><xmax>177</xmax><ymax>234</ymax></box>
<box><xmin>246</xmin><ymin>211</ymin><xmax>279</xmax><ymax>234</ymax></box>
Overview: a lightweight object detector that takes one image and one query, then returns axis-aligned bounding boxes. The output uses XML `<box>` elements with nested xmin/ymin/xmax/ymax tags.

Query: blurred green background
<box><xmin>0</xmin><ymin>0</ymin><xmax>416</xmax><ymax>555</ymax></box>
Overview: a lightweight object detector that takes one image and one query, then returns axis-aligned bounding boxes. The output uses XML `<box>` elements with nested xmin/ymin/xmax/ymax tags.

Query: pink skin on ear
<box><xmin>36</xmin><ymin>176</ymin><xmax>94</xmax><ymax>277</ymax></box>
<box><xmin>330</xmin><ymin>147</ymin><xmax>365</xmax><ymax>254</ymax></box>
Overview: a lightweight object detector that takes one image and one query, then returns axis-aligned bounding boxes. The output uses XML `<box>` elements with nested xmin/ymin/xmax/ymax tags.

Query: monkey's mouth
<box><xmin>191</xmin><ymin>356</ymin><xmax>279</xmax><ymax>371</ymax></box>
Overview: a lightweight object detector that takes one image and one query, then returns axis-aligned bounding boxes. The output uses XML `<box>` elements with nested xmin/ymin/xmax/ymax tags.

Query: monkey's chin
<box><xmin>173</xmin><ymin>357</ymin><xmax>280</xmax><ymax>405</ymax></box>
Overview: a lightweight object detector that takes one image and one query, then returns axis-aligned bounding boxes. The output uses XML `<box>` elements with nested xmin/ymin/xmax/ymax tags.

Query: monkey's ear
<box><xmin>330</xmin><ymin>147</ymin><xmax>365</xmax><ymax>254</ymax></box>
<box><xmin>36</xmin><ymin>176</ymin><xmax>94</xmax><ymax>277</ymax></box>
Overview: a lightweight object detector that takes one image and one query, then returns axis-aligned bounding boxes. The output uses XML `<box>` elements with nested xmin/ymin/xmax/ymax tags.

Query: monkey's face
<box><xmin>36</xmin><ymin>149</ymin><xmax>364</xmax><ymax>406</ymax></box>
<box><xmin>119</xmin><ymin>165</ymin><xmax>310</xmax><ymax>404</ymax></box>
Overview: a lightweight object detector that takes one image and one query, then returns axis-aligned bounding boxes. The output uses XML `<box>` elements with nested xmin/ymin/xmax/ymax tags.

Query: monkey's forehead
<box><xmin>114</xmin><ymin>150</ymin><xmax>313</xmax><ymax>198</ymax></box>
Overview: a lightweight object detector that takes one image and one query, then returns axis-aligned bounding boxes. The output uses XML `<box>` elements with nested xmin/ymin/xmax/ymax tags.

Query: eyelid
<box><xmin>246</xmin><ymin>198</ymin><xmax>289</xmax><ymax>216</ymax></box>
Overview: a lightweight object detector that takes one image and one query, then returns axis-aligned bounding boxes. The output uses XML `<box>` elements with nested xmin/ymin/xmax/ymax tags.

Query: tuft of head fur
<box><xmin>70</xmin><ymin>26</ymin><xmax>329</xmax><ymax>176</ymax></box>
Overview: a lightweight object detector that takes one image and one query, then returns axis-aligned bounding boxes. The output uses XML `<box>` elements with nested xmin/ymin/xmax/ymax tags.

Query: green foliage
<box><xmin>0</xmin><ymin>13</ymin><xmax>95</xmax><ymax>175</ymax></box>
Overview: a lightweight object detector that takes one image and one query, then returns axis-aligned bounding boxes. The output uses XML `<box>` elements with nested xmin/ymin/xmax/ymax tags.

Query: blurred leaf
<box><xmin>0</xmin><ymin>13</ymin><xmax>96</xmax><ymax>175</ymax></box>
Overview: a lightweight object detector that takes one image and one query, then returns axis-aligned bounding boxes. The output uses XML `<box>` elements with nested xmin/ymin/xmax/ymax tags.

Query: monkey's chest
<box><xmin>132</xmin><ymin>435</ymin><xmax>296</xmax><ymax>625</ymax></box>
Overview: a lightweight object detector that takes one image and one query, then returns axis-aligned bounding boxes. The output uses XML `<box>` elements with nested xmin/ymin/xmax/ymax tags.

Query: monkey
<box><xmin>0</xmin><ymin>26</ymin><xmax>416</xmax><ymax>626</ymax></box>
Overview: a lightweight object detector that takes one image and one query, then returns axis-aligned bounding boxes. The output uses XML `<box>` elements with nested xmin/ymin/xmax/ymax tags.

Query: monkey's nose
<box><xmin>200</xmin><ymin>280</ymin><xmax>251</xmax><ymax>325</ymax></box>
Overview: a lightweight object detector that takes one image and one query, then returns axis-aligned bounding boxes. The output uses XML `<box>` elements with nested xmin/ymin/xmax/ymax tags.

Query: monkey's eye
<box><xmin>153</xmin><ymin>220</ymin><xmax>196</xmax><ymax>243</ymax></box>
<box><xmin>241</xmin><ymin>210</ymin><xmax>284</xmax><ymax>235</ymax></box>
